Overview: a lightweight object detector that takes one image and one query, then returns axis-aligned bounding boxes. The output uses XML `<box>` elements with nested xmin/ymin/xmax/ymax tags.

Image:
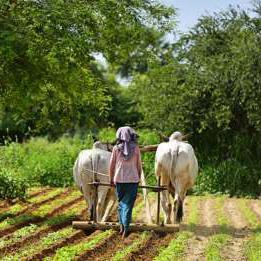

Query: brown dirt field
<box><xmin>75</xmin><ymin>231</ymin><xmax>118</xmax><ymax>261</ymax></box>
<box><xmin>26</xmin><ymin>229</ymin><xmax>90</xmax><ymax>261</ymax></box>
<box><xmin>183</xmin><ymin>198</ymin><xmax>216</xmax><ymax>261</ymax></box>
<box><xmin>126</xmin><ymin>232</ymin><xmax>173</xmax><ymax>261</ymax></box>
<box><xmin>221</xmin><ymin>199</ymin><xmax>249</xmax><ymax>261</ymax></box>
<box><xmin>1</xmin><ymin>192</ymin><xmax>258</xmax><ymax>261</ymax></box>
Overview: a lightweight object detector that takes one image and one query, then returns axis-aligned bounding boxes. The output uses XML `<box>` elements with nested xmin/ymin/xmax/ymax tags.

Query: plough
<box><xmin>72</xmin><ymin>144</ymin><xmax>179</xmax><ymax>233</ymax></box>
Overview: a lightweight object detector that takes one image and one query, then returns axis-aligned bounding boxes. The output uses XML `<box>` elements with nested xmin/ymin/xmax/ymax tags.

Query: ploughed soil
<box><xmin>0</xmin><ymin>189</ymin><xmax>260</xmax><ymax>260</ymax></box>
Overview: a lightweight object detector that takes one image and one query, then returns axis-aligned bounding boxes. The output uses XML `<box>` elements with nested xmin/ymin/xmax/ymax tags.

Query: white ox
<box><xmin>73</xmin><ymin>141</ymin><xmax>116</xmax><ymax>222</ymax></box>
<box><xmin>73</xmin><ymin>141</ymin><xmax>153</xmax><ymax>223</ymax></box>
<box><xmin>155</xmin><ymin>132</ymin><xmax>198</xmax><ymax>223</ymax></box>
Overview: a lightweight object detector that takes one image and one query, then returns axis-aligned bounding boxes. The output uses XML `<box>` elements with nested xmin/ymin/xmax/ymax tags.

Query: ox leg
<box><xmin>161</xmin><ymin>175</ymin><xmax>172</xmax><ymax>224</ymax></box>
<box><xmin>101</xmin><ymin>189</ymin><xmax>116</xmax><ymax>222</ymax></box>
<box><xmin>173</xmin><ymin>188</ymin><xmax>186</xmax><ymax>223</ymax></box>
<box><xmin>156</xmin><ymin>164</ymin><xmax>172</xmax><ymax>224</ymax></box>
<box><xmin>81</xmin><ymin>184</ymin><xmax>94</xmax><ymax>220</ymax></box>
<box><xmin>96</xmin><ymin>187</ymin><xmax>109</xmax><ymax>222</ymax></box>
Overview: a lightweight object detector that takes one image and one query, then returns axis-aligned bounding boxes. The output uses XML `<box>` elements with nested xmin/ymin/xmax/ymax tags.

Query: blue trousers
<box><xmin>115</xmin><ymin>183</ymin><xmax>138</xmax><ymax>231</ymax></box>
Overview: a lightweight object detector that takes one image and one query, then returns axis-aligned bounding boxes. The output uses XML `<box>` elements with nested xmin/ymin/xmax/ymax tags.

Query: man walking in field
<box><xmin>109</xmin><ymin>126</ymin><xmax>142</xmax><ymax>238</ymax></box>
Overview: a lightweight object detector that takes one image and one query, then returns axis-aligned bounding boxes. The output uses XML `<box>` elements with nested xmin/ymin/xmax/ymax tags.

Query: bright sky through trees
<box><xmin>160</xmin><ymin>0</ymin><xmax>253</xmax><ymax>33</ymax></box>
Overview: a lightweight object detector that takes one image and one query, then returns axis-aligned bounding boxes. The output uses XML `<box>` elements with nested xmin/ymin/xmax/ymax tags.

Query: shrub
<box><xmin>0</xmin><ymin>168</ymin><xmax>28</xmax><ymax>199</ymax></box>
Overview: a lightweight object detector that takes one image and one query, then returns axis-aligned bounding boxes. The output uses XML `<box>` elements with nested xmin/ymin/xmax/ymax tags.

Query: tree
<box><xmin>0</xmin><ymin>0</ymin><xmax>175</xmax><ymax>138</ymax></box>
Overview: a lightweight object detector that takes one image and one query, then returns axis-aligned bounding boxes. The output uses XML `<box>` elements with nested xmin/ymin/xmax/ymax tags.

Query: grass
<box><xmin>205</xmin><ymin>234</ymin><xmax>230</xmax><ymax>261</ymax></box>
<box><xmin>132</xmin><ymin>200</ymin><xmax>145</xmax><ymax>220</ymax></box>
<box><xmin>244</xmin><ymin>232</ymin><xmax>261</xmax><ymax>261</ymax></box>
<box><xmin>49</xmin><ymin>230</ymin><xmax>114</xmax><ymax>261</ymax></box>
<box><xmin>112</xmin><ymin>232</ymin><xmax>152</xmax><ymax>261</ymax></box>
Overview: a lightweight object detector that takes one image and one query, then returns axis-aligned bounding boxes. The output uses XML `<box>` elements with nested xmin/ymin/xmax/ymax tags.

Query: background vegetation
<box><xmin>0</xmin><ymin>0</ymin><xmax>260</xmax><ymax>198</ymax></box>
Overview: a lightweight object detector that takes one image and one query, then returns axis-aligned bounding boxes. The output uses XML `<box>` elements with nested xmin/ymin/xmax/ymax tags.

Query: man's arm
<box><xmin>109</xmin><ymin>147</ymin><xmax>116</xmax><ymax>184</ymax></box>
<box><xmin>136</xmin><ymin>146</ymin><xmax>142</xmax><ymax>179</ymax></box>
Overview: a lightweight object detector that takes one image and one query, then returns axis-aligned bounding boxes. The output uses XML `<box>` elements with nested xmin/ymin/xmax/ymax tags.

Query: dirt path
<box><xmin>183</xmin><ymin>198</ymin><xmax>217</xmax><ymax>261</ymax></box>
<box><xmin>221</xmin><ymin>199</ymin><xmax>249</xmax><ymax>261</ymax></box>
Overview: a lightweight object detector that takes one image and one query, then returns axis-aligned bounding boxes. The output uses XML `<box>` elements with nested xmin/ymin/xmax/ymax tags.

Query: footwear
<box><xmin>119</xmin><ymin>224</ymin><xmax>124</xmax><ymax>235</ymax></box>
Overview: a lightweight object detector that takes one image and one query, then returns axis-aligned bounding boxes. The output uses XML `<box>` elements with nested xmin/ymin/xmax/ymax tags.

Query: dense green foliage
<box><xmin>130</xmin><ymin>5</ymin><xmax>261</xmax><ymax>196</ymax></box>
<box><xmin>0</xmin><ymin>0</ymin><xmax>175</xmax><ymax>139</ymax></box>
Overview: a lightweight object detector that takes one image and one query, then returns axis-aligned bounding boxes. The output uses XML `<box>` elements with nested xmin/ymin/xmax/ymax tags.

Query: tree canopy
<box><xmin>0</xmin><ymin>0</ymin><xmax>175</xmax><ymax>138</ymax></box>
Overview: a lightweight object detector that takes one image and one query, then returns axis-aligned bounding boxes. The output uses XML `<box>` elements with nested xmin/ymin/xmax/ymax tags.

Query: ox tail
<box><xmin>176</xmin><ymin>196</ymin><xmax>183</xmax><ymax>223</ymax></box>
<box><xmin>169</xmin><ymin>144</ymin><xmax>183</xmax><ymax>223</ymax></box>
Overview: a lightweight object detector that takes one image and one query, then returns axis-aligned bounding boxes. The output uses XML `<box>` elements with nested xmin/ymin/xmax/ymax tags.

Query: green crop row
<box><xmin>205</xmin><ymin>234</ymin><xmax>230</xmax><ymax>261</ymax></box>
<box><xmin>204</xmin><ymin>197</ymin><xmax>231</xmax><ymax>261</ymax></box>
<box><xmin>238</xmin><ymin>199</ymin><xmax>261</xmax><ymax>261</ymax></box>
<box><xmin>0</xmin><ymin>201</ymin><xmax>86</xmax><ymax>251</ymax></box>
<box><xmin>28</xmin><ymin>188</ymin><xmax>65</xmax><ymax>204</ymax></box>
<box><xmin>0</xmin><ymin>203</ymin><xmax>27</xmax><ymax>221</ymax></box>
<box><xmin>47</xmin><ymin>230</ymin><xmax>114</xmax><ymax>261</ymax></box>
<box><xmin>0</xmin><ymin>224</ymin><xmax>38</xmax><ymax>249</ymax></box>
<box><xmin>0</xmin><ymin>188</ymin><xmax>65</xmax><ymax>222</ymax></box>
<box><xmin>113</xmin><ymin>232</ymin><xmax>151</xmax><ymax>261</ymax></box>
<box><xmin>0</xmin><ymin>190</ymin><xmax>81</xmax><ymax>230</ymax></box>
<box><xmin>154</xmin><ymin>231</ymin><xmax>192</xmax><ymax>261</ymax></box>
<box><xmin>237</xmin><ymin>199</ymin><xmax>259</xmax><ymax>229</ymax></box>
<box><xmin>2</xmin><ymin>226</ymin><xmax>76</xmax><ymax>261</ymax></box>
<box><xmin>185</xmin><ymin>196</ymin><xmax>202</xmax><ymax>231</ymax></box>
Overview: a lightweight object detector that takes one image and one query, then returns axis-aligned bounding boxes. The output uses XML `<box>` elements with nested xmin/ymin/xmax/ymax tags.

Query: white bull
<box><xmin>73</xmin><ymin>141</ymin><xmax>153</xmax><ymax>223</ymax></box>
<box><xmin>73</xmin><ymin>141</ymin><xmax>116</xmax><ymax>222</ymax></box>
<box><xmin>155</xmin><ymin>132</ymin><xmax>198</xmax><ymax>223</ymax></box>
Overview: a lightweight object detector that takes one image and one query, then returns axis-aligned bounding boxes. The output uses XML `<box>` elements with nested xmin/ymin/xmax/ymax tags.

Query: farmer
<box><xmin>109</xmin><ymin>126</ymin><xmax>142</xmax><ymax>238</ymax></box>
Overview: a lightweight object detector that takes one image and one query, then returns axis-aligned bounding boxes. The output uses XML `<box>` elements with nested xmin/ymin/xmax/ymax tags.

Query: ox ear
<box><xmin>158</xmin><ymin>132</ymin><xmax>169</xmax><ymax>142</ymax></box>
<box><xmin>92</xmin><ymin>135</ymin><xmax>98</xmax><ymax>142</ymax></box>
<box><xmin>163</xmin><ymin>136</ymin><xmax>169</xmax><ymax>142</ymax></box>
<box><xmin>106</xmin><ymin>141</ymin><xmax>114</xmax><ymax>152</ymax></box>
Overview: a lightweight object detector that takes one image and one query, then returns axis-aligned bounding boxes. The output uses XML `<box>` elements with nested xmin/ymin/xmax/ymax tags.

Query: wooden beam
<box><xmin>139</xmin><ymin>144</ymin><xmax>158</xmax><ymax>152</ymax></box>
<box><xmin>87</xmin><ymin>182</ymin><xmax>167</xmax><ymax>191</ymax></box>
<box><xmin>72</xmin><ymin>221</ymin><xmax>179</xmax><ymax>233</ymax></box>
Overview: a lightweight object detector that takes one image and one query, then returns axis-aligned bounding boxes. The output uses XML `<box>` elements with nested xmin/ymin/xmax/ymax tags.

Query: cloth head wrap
<box><xmin>116</xmin><ymin>126</ymin><xmax>138</xmax><ymax>160</ymax></box>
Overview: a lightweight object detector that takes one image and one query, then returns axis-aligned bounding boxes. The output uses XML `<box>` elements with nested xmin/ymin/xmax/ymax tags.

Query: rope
<box><xmin>82</xmin><ymin>168</ymin><xmax>109</xmax><ymax>177</ymax></box>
